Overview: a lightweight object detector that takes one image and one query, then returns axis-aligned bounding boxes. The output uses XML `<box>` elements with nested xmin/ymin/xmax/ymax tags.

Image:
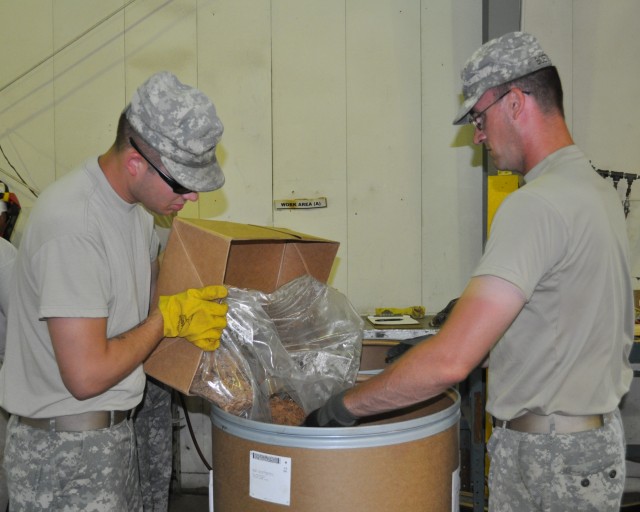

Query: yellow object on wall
<box><xmin>487</xmin><ymin>173</ymin><xmax>519</xmax><ymax>235</ymax></box>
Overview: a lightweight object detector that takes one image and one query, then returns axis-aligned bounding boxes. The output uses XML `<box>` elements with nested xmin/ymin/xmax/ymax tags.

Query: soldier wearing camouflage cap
<box><xmin>0</xmin><ymin>72</ymin><xmax>229</xmax><ymax>511</ymax></box>
<box><xmin>305</xmin><ymin>31</ymin><xmax>632</xmax><ymax>512</ymax></box>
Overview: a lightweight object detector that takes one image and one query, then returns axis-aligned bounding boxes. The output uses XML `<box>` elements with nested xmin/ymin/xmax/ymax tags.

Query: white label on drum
<box><xmin>249</xmin><ymin>450</ymin><xmax>292</xmax><ymax>506</ymax></box>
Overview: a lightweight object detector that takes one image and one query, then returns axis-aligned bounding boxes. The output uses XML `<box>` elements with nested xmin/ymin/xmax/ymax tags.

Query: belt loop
<box><xmin>549</xmin><ymin>414</ymin><xmax>556</xmax><ymax>435</ymax></box>
<box><xmin>494</xmin><ymin>418</ymin><xmax>507</xmax><ymax>429</ymax></box>
<box><xmin>109</xmin><ymin>411</ymin><xmax>115</xmax><ymax>427</ymax></box>
<box><xmin>49</xmin><ymin>417</ymin><xmax>56</xmax><ymax>432</ymax></box>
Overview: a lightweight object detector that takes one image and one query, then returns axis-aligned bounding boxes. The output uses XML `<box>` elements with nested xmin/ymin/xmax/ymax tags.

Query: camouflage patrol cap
<box><xmin>453</xmin><ymin>32</ymin><xmax>552</xmax><ymax>125</ymax></box>
<box><xmin>126</xmin><ymin>71</ymin><xmax>224</xmax><ymax>192</ymax></box>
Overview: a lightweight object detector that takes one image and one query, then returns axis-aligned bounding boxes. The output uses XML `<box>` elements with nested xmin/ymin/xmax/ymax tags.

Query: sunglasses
<box><xmin>469</xmin><ymin>89</ymin><xmax>511</xmax><ymax>131</ymax></box>
<box><xmin>129</xmin><ymin>138</ymin><xmax>193</xmax><ymax>194</ymax></box>
<box><xmin>469</xmin><ymin>89</ymin><xmax>531</xmax><ymax>131</ymax></box>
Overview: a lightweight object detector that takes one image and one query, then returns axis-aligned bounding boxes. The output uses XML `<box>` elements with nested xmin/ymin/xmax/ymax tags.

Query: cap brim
<box><xmin>161</xmin><ymin>155</ymin><xmax>225</xmax><ymax>193</ymax></box>
<box><xmin>453</xmin><ymin>93</ymin><xmax>482</xmax><ymax>125</ymax></box>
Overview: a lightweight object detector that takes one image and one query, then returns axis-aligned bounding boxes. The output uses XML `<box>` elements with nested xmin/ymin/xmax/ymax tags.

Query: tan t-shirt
<box><xmin>474</xmin><ymin>146</ymin><xmax>633</xmax><ymax>420</ymax></box>
<box><xmin>0</xmin><ymin>158</ymin><xmax>159</xmax><ymax>418</ymax></box>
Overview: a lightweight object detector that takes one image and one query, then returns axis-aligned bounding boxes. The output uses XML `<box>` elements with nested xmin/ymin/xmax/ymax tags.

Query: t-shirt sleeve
<box><xmin>35</xmin><ymin>234</ymin><xmax>110</xmax><ymax>318</ymax></box>
<box><xmin>472</xmin><ymin>189</ymin><xmax>567</xmax><ymax>300</ymax></box>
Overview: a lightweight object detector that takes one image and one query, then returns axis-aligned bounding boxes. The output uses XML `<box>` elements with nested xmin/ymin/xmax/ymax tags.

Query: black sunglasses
<box><xmin>129</xmin><ymin>138</ymin><xmax>193</xmax><ymax>194</ymax></box>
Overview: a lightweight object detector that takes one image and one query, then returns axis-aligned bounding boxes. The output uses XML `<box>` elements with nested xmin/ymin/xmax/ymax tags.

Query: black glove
<box><xmin>303</xmin><ymin>390</ymin><xmax>359</xmax><ymax>427</ymax></box>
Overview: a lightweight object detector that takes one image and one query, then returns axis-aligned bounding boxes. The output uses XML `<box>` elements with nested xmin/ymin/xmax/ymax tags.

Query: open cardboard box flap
<box><xmin>144</xmin><ymin>218</ymin><xmax>339</xmax><ymax>394</ymax></box>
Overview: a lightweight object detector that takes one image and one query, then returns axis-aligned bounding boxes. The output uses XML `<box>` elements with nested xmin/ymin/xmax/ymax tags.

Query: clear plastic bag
<box><xmin>189</xmin><ymin>340</ymin><xmax>256</xmax><ymax>418</ymax></box>
<box><xmin>189</xmin><ymin>275</ymin><xmax>363</xmax><ymax>423</ymax></box>
<box><xmin>256</xmin><ymin>274</ymin><xmax>364</xmax><ymax>412</ymax></box>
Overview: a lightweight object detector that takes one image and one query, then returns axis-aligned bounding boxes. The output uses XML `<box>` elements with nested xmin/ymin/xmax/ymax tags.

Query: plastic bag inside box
<box><xmin>190</xmin><ymin>275</ymin><xmax>363</xmax><ymax>423</ymax></box>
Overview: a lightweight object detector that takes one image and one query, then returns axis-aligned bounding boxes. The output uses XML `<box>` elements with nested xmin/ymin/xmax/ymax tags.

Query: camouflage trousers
<box><xmin>0</xmin><ymin>406</ymin><xmax>8</xmax><ymax>512</ymax></box>
<box><xmin>134</xmin><ymin>379</ymin><xmax>172</xmax><ymax>512</ymax></box>
<box><xmin>4</xmin><ymin>415</ymin><xmax>142</xmax><ymax>511</ymax></box>
<box><xmin>487</xmin><ymin>409</ymin><xmax>625</xmax><ymax>512</ymax></box>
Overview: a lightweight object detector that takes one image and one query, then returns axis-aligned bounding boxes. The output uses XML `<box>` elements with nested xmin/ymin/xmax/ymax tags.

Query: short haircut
<box><xmin>495</xmin><ymin>66</ymin><xmax>564</xmax><ymax>118</ymax></box>
<box><xmin>115</xmin><ymin>112</ymin><xmax>136</xmax><ymax>151</ymax></box>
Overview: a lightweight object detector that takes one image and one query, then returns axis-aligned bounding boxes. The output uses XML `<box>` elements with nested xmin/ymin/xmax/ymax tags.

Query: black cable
<box><xmin>625</xmin><ymin>177</ymin><xmax>634</xmax><ymax>218</ymax></box>
<box><xmin>0</xmin><ymin>144</ymin><xmax>39</xmax><ymax>198</ymax></box>
<box><xmin>178</xmin><ymin>393</ymin><xmax>212</xmax><ymax>471</ymax></box>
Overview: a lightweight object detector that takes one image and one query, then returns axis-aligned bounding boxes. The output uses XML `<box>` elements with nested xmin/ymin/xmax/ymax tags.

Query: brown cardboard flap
<box><xmin>283</xmin><ymin>242</ymin><xmax>334</xmax><ymax>284</ymax></box>
<box><xmin>144</xmin><ymin>337</ymin><xmax>203</xmax><ymax>394</ymax></box>
<box><xmin>155</xmin><ymin>220</ymin><xmax>231</xmax><ymax>295</ymax></box>
<box><xmin>224</xmin><ymin>240</ymin><xmax>337</xmax><ymax>292</ymax></box>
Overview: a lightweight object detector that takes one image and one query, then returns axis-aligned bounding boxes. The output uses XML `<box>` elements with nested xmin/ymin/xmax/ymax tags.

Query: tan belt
<box><xmin>17</xmin><ymin>410</ymin><xmax>133</xmax><ymax>432</ymax></box>
<box><xmin>493</xmin><ymin>412</ymin><xmax>608</xmax><ymax>434</ymax></box>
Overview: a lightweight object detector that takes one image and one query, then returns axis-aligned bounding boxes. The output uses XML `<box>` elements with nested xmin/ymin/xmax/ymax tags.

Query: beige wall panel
<box><xmin>421</xmin><ymin>0</ymin><xmax>483</xmax><ymax>312</ymax></box>
<box><xmin>346</xmin><ymin>0</ymin><xmax>422</xmax><ymax>312</ymax></box>
<box><xmin>0</xmin><ymin>1</ymin><xmax>52</xmax><ymax>85</ymax></box>
<box><xmin>197</xmin><ymin>0</ymin><xmax>273</xmax><ymax>224</ymax></box>
<box><xmin>52</xmin><ymin>1</ymin><xmax>126</xmax><ymax>176</ymax></box>
<box><xmin>0</xmin><ymin>0</ymin><xmax>55</xmax><ymax>216</ymax></box>
<box><xmin>522</xmin><ymin>0</ymin><xmax>573</xmax><ymax>129</ymax></box>
<box><xmin>125</xmin><ymin>0</ymin><xmax>197</xmax><ymax>86</ymax></box>
<box><xmin>571</xmin><ymin>1</ymin><xmax>640</xmax><ymax>280</ymax></box>
<box><xmin>271</xmin><ymin>0</ymin><xmax>348</xmax><ymax>291</ymax></box>
<box><xmin>0</xmin><ymin>64</ymin><xmax>56</xmax><ymax>197</ymax></box>
<box><xmin>572</xmin><ymin>1</ymin><xmax>639</xmax><ymax>170</ymax></box>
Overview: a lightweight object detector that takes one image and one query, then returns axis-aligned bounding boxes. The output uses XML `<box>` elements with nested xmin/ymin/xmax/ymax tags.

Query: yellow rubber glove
<box><xmin>158</xmin><ymin>285</ymin><xmax>228</xmax><ymax>351</ymax></box>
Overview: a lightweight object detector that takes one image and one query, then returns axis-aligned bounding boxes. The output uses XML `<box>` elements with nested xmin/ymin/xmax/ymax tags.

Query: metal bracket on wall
<box><xmin>593</xmin><ymin>164</ymin><xmax>640</xmax><ymax>218</ymax></box>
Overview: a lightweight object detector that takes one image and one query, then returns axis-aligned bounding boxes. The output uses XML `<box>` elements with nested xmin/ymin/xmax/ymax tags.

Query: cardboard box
<box><xmin>144</xmin><ymin>218</ymin><xmax>339</xmax><ymax>394</ymax></box>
